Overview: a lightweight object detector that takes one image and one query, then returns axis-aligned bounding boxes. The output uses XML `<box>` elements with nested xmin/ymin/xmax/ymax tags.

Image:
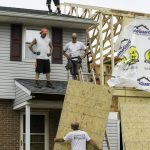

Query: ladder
<box><xmin>78</xmin><ymin>67</ymin><xmax>96</xmax><ymax>84</ymax></box>
<box><xmin>77</xmin><ymin>30</ymin><xmax>101</xmax><ymax>84</ymax></box>
<box><xmin>66</xmin><ymin>31</ymin><xmax>98</xmax><ymax>82</ymax></box>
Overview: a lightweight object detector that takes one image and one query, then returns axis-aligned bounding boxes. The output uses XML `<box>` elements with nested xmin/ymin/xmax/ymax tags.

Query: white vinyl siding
<box><xmin>103</xmin><ymin>112</ymin><xmax>120</xmax><ymax>150</ymax></box>
<box><xmin>0</xmin><ymin>25</ymin><xmax>10</xmax><ymax>61</ymax></box>
<box><xmin>14</xmin><ymin>85</ymin><xmax>32</xmax><ymax>107</ymax></box>
<box><xmin>0</xmin><ymin>23</ymin><xmax>87</xmax><ymax>99</ymax></box>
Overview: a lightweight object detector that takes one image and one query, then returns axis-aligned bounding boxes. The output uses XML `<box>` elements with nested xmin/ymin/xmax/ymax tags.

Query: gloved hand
<box><xmin>47</xmin><ymin>53</ymin><xmax>51</xmax><ymax>57</ymax></box>
<box><xmin>36</xmin><ymin>52</ymin><xmax>40</xmax><ymax>55</ymax></box>
<box><xmin>67</xmin><ymin>56</ymin><xmax>71</xmax><ymax>60</ymax></box>
<box><xmin>33</xmin><ymin>51</ymin><xmax>40</xmax><ymax>55</ymax></box>
<box><xmin>80</xmin><ymin>55</ymin><xmax>84</xmax><ymax>59</ymax></box>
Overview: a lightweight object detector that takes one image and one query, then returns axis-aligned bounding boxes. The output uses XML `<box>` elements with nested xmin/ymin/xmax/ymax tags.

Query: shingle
<box><xmin>15</xmin><ymin>79</ymin><xmax>67</xmax><ymax>95</ymax></box>
<box><xmin>0</xmin><ymin>6</ymin><xmax>92</xmax><ymax>20</ymax></box>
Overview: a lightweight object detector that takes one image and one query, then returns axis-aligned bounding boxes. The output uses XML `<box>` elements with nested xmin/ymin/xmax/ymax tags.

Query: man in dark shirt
<box><xmin>46</xmin><ymin>0</ymin><xmax>61</xmax><ymax>14</ymax></box>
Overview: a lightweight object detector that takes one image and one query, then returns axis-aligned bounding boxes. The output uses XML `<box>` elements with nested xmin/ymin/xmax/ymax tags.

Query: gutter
<box><xmin>0</xmin><ymin>10</ymin><xmax>98</xmax><ymax>26</ymax></box>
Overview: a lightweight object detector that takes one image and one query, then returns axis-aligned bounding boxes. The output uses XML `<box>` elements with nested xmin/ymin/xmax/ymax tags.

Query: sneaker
<box><xmin>46</xmin><ymin>81</ymin><xmax>55</xmax><ymax>89</ymax></box>
<box><xmin>35</xmin><ymin>81</ymin><xmax>41</xmax><ymax>88</ymax></box>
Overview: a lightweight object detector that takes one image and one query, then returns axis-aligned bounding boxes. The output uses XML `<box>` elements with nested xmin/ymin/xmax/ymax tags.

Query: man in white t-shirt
<box><xmin>63</xmin><ymin>33</ymin><xmax>88</xmax><ymax>80</ymax></box>
<box><xmin>54</xmin><ymin>122</ymin><xmax>101</xmax><ymax>150</ymax></box>
<box><xmin>29</xmin><ymin>28</ymin><xmax>54</xmax><ymax>88</ymax></box>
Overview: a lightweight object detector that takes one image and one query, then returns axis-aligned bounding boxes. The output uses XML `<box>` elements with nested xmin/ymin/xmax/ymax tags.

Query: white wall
<box><xmin>0</xmin><ymin>23</ymin><xmax>87</xmax><ymax>99</ymax></box>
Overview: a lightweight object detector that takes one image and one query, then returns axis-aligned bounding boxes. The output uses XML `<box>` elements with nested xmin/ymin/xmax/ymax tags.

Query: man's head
<box><xmin>71</xmin><ymin>122</ymin><xmax>79</xmax><ymax>130</ymax></box>
<box><xmin>40</xmin><ymin>28</ymin><xmax>48</xmax><ymax>38</ymax></box>
<box><xmin>72</xmin><ymin>33</ymin><xmax>77</xmax><ymax>43</ymax></box>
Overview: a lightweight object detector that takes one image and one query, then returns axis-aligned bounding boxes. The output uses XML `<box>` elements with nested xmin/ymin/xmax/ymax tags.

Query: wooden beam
<box><xmin>99</xmin><ymin>13</ymin><xmax>104</xmax><ymax>85</ymax></box>
<box><xmin>111</xmin><ymin>15</ymin><xmax>115</xmax><ymax>72</ymax></box>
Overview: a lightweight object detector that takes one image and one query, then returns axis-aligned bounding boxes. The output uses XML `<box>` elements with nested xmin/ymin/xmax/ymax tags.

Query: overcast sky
<box><xmin>0</xmin><ymin>0</ymin><xmax>149</xmax><ymax>14</ymax></box>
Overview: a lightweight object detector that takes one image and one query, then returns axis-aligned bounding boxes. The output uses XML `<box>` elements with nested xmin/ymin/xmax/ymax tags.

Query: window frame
<box><xmin>22</xmin><ymin>26</ymin><xmax>52</xmax><ymax>62</ymax></box>
<box><xmin>20</xmin><ymin>111</ymin><xmax>49</xmax><ymax>150</ymax></box>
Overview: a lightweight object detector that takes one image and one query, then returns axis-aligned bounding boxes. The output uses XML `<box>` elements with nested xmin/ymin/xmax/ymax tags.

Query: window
<box><xmin>23</xmin><ymin>115</ymin><xmax>45</xmax><ymax>150</ymax></box>
<box><xmin>20</xmin><ymin>112</ymin><xmax>49</xmax><ymax>150</ymax></box>
<box><xmin>22</xmin><ymin>27</ymin><xmax>63</xmax><ymax>63</ymax></box>
<box><xmin>23</xmin><ymin>28</ymin><xmax>40</xmax><ymax>60</ymax></box>
<box><xmin>23</xmin><ymin>28</ymin><xmax>51</xmax><ymax>61</ymax></box>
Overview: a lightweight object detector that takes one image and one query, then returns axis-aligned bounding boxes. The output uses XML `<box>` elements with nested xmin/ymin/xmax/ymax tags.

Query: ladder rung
<box><xmin>82</xmin><ymin>72</ymin><xmax>96</xmax><ymax>75</ymax></box>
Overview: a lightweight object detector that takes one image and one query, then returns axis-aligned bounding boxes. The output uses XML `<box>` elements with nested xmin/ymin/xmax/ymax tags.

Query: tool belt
<box><xmin>65</xmin><ymin>56</ymin><xmax>82</xmax><ymax>70</ymax></box>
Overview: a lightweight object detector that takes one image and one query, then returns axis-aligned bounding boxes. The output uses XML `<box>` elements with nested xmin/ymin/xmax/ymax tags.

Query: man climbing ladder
<box><xmin>63</xmin><ymin>33</ymin><xmax>88</xmax><ymax>80</ymax></box>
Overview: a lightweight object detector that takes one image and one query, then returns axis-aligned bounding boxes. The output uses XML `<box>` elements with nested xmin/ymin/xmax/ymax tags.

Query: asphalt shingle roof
<box><xmin>15</xmin><ymin>79</ymin><xmax>68</xmax><ymax>95</ymax></box>
<box><xmin>0</xmin><ymin>6</ymin><xmax>92</xmax><ymax>20</ymax></box>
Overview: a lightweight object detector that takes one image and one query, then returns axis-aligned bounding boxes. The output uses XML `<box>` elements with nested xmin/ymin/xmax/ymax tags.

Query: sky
<box><xmin>0</xmin><ymin>0</ymin><xmax>150</xmax><ymax>14</ymax></box>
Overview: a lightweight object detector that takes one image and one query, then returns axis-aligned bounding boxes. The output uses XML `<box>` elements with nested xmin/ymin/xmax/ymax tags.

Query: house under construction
<box><xmin>0</xmin><ymin>2</ymin><xmax>150</xmax><ymax>150</ymax></box>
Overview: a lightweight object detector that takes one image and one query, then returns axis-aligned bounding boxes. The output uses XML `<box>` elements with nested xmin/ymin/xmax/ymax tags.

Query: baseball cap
<box><xmin>40</xmin><ymin>28</ymin><xmax>48</xmax><ymax>34</ymax></box>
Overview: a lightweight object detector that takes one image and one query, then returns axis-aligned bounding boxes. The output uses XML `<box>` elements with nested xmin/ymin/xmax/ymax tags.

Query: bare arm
<box><xmin>63</xmin><ymin>50</ymin><xmax>70</xmax><ymax>59</ymax></box>
<box><xmin>28</xmin><ymin>38</ymin><xmax>36</xmax><ymax>53</ymax></box>
<box><xmin>81</xmin><ymin>48</ymin><xmax>89</xmax><ymax>59</ymax></box>
<box><xmin>49</xmin><ymin>41</ymin><xmax>53</xmax><ymax>55</ymax></box>
<box><xmin>88</xmin><ymin>139</ymin><xmax>102</xmax><ymax>150</ymax></box>
<box><xmin>54</xmin><ymin>138</ymin><xmax>65</xmax><ymax>143</ymax></box>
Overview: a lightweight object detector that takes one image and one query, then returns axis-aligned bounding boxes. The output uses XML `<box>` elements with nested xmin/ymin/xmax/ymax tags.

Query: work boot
<box><xmin>35</xmin><ymin>80</ymin><xmax>41</xmax><ymax>88</ymax></box>
<box><xmin>57</xmin><ymin>8</ymin><xmax>61</xmax><ymax>14</ymax></box>
<box><xmin>48</xmin><ymin>9</ymin><xmax>52</xmax><ymax>14</ymax></box>
<box><xmin>72</xmin><ymin>75</ymin><xmax>77</xmax><ymax>80</ymax></box>
<box><xmin>58</xmin><ymin>10</ymin><xmax>61</xmax><ymax>14</ymax></box>
<box><xmin>47</xmin><ymin>4</ymin><xmax>52</xmax><ymax>14</ymax></box>
<box><xmin>46</xmin><ymin>81</ymin><xmax>55</xmax><ymax>89</ymax></box>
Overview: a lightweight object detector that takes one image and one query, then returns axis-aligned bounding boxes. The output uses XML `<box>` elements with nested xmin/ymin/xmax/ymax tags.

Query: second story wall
<box><xmin>0</xmin><ymin>23</ymin><xmax>87</xmax><ymax>99</ymax></box>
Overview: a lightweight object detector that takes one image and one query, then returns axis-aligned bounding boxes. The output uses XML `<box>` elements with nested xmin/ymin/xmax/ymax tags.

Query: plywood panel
<box><xmin>124</xmin><ymin>142</ymin><xmax>150</xmax><ymax>150</ymax></box>
<box><xmin>54</xmin><ymin>80</ymin><xmax>112</xmax><ymax>150</ymax></box>
<box><xmin>113</xmin><ymin>88</ymin><xmax>150</xmax><ymax>98</ymax></box>
<box><xmin>110</xmin><ymin>96</ymin><xmax>118</xmax><ymax>112</ymax></box>
<box><xmin>118</xmin><ymin>97</ymin><xmax>150</xmax><ymax>111</ymax></box>
<box><xmin>120</xmin><ymin>103</ymin><xmax>150</xmax><ymax>150</ymax></box>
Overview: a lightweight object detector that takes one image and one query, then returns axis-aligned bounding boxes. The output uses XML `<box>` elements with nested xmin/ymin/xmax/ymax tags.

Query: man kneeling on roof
<box><xmin>28</xmin><ymin>28</ymin><xmax>54</xmax><ymax>89</ymax></box>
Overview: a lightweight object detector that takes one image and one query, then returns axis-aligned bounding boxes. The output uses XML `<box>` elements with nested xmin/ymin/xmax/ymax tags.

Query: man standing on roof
<box><xmin>54</xmin><ymin>122</ymin><xmax>101</xmax><ymax>150</ymax></box>
<box><xmin>63</xmin><ymin>33</ymin><xmax>88</xmax><ymax>80</ymax></box>
<box><xmin>28</xmin><ymin>28</ymin><xmax>54</xmax><ymax>88</ymax></box>
<box><xmin>46</xmin><ymin>0</ymin><xmax>61</xmax><ymax>14</ymax></box>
